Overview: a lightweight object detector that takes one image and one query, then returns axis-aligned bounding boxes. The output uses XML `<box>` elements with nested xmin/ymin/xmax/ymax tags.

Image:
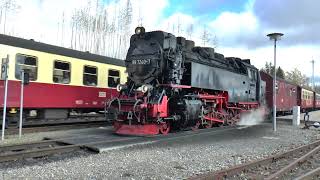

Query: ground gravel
<box><xmin>0</xmin><ymin>122</ymin><xmax>319</xmax><ymax>180</ymax></box>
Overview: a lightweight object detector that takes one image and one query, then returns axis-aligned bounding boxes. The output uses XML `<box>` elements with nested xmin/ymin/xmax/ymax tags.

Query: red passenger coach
<box><xmin>260</xmin><ymin>71</ymin><xmax>299</xmax><ymax>115</ymax></box>
<box><xmin>315</xmin><ymin>93</ymin><xmax>320</xmax><ymax>109</ymax></box>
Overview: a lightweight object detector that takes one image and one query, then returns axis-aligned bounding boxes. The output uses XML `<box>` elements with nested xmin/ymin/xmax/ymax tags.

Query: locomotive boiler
<box><xmin>107</xmin><ymin>27</ymin><xmax>265</xmax><ymax>135</ymax></box>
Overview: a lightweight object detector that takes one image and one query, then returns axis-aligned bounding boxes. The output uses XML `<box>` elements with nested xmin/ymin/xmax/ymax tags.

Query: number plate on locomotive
<box><xmin>132</xmin><ymin>59</ymin><xmax>151</xmax><ymax>65</ymax></box>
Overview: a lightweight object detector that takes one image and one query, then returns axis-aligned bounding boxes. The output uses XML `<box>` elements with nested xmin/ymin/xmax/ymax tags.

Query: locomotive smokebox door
<box><xmin>126</xmin><ymin>38</ymin><xmax>164</xmax><ymax>85</ymax></box>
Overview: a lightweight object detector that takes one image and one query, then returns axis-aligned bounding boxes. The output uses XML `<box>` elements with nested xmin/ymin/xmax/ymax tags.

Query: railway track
<box><xmin>22</xmin><ymin>114</ymin><xmax>107</xmax><ymax>127</ymax></box>
<box><xmin>0</xmin><ymin>125</ymin><xmax>238</xmax><ymax>163</ymax></box>
<box><xmin>0</xmin><ymin>137</ymin><xmax>138</xmax><ymax>163</ymax></box>
<box><xmin>5</xmin><ymin>120</ymin><xmax>108</xmax><ymax>135</ymax></box>
<box><xmin>190</xmin><ymin>140</ymin><xmax>320</xmax><ymax>180</ymax></box>
<box><xmin>0</xmin><ymin>140</ymin><xmax>81</xmax><ymax>163</ymax></box>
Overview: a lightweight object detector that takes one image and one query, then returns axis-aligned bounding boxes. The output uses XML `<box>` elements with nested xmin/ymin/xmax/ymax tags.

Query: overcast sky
<box><xmin>4</xmin><ymin>0</ymin><xmax>320</xmax><ymax>77</ymax></box>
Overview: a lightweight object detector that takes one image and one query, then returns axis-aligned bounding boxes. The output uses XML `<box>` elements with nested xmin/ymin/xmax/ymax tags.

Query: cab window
<box><xmin>53</xmin><ymin>60</ymin><xmax>70</xmax><ymax>84</ymax></box>
<box><xmin>83</xmin><ymin>65</ymin><xmax>97</xmax><ymax>86</ymax></box>
<box><xmin>15</xmin><ymin>54</ymin><xmax>38</xmax><ymax>81</ymax></box>
<box><xmin>248</xmin><ymin>68</ymin><xmax>256</xmax><ymax>81</ymax></box>
<box><xmin>108</xmin><ymin>69</ymin><xmax>120</xmax><ymax>87</ymax></box>
<box><xmin>251</xmin><ymin>69</ymin><xmax>256</xmax><ymax>81</ymax></box>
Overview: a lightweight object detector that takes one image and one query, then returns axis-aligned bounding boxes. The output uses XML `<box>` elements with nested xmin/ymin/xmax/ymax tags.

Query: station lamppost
<box><xmin>267</xmin><ymin>32</ymin><xmax>284</xmax><ymax>132</ymax></box>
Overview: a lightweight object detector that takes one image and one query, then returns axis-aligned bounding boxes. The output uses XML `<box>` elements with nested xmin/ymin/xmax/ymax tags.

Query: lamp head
<box><xmin>267</xmin><ymin>33</ymin><xmax>284</xmax><ymax>41</ymax></box>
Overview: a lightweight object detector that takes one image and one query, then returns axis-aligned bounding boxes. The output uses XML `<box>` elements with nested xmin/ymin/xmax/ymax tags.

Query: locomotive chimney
<box><xmin>177</xmin><ymin>37</ymin><xmax>186</xmax><ymax>46</ymax></box>
<box><xmin>185</xmin><ymin>40</ymin><xmax>195</xmax><ymax>51</ymax></box>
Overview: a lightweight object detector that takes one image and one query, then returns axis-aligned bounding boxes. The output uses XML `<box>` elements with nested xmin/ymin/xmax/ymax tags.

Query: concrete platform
<box><xmin>45</xmin><ymin>124</ymin><xmax>276</xmax><ymax>153</ymax></box>
<box><xmin>277</xmin><ymin>110</ymin><xmax>320</xmax><ymax>122</ymax></box>
<box><xmin>45</xmin><ymin>127</ymin><xmax>145</xmax><ymax>153</ymax></box>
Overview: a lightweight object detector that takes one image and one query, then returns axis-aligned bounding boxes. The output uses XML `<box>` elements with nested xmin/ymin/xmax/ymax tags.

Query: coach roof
<box><xmin>0</xmin><ymin>34</ymin><xmax>125</xmax><ymax>67</ymax></box>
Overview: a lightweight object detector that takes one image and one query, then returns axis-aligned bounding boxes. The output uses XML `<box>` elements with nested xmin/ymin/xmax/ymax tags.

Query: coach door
<box><xmin>297</xmin><ymin>86</ymin><xmax>302</xmax><ymax>106</ymax></box>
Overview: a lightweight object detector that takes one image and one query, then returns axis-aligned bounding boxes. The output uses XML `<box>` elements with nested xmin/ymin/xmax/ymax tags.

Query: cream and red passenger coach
<box><xmin>0</xmin><ymin>34</ymin><xmax>126</xmax><ymax>122</ymax></box>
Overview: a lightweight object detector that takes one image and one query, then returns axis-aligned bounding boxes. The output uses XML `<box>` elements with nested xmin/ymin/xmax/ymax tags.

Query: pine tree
<box><xmin>276</xmin><ymin>66</ymin><xmax>285</xmax><ymax>79</ymax></box>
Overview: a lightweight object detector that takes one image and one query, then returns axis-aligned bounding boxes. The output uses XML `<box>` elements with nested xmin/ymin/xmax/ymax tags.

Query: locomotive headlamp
<box><xmin>141</xmin><ymin>84</ymin><xmax>153</xmax><ymax>93</ymax></box>
<box><xmin>135</xmin><ymin>26</ymin><xmax>145</xmax><ymax>35</ymax></box>
<box><xmin>116</xmin><ymin>84</ymin><xmax>127</xmax><ymax>92</ymax></box>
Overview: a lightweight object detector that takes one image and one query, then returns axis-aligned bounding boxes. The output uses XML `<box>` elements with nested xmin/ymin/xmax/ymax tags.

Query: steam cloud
<box><xmin>237</xmin><ymin>107</ymin><xmax>267</xmax><ymax>126</ymax></box>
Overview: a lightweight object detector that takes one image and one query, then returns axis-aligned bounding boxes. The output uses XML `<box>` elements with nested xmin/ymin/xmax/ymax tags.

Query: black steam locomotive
<box><xmin>107</xmin><ymin>27</ymin><xmax>265</xmax><ymax>135</ymax></box>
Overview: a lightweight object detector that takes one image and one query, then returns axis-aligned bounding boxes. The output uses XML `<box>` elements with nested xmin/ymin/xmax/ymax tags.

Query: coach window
<box><xmin>83</xmin><ymin>65</ymin><xmax>97</xmax><ymax>86</ymax></box>
<box><xmin>108</xmin><ymin>69</ymin><xmax>120</xmax><ymax>87</ymax></box>
<box><xmin>15</xmin><ymin>54</ymin><xmax>38</xmax><ymax>81</ymax></box>
<box><xmin>53</xmin><ymin>61</ymin><xmax>70</xmax><ymax>84</ymax></box>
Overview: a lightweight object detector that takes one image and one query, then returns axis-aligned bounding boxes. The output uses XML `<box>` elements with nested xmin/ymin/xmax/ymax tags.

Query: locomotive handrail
<box><xmin>157</xmin><ymin>90</ymin><xmax>166</xmax><ymax>105</ymax></box>
<box><xmin>128</xmin><ymin>52</ymin><xmax>160</xmax><ymax>57</ymax></box>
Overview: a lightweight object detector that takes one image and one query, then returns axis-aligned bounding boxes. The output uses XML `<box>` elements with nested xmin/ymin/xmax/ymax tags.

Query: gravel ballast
<box><xmin>0</xmin><ymin>122</ymin><xmax>319</xmax><ymax>179</ymax></box>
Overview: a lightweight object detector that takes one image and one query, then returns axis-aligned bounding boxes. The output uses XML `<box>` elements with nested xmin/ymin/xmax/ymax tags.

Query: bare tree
<box><xmin>201</xmin><ymin>26</ymin><xmax>218</xmax><ymax>48</ymax></box>
<box><xmin>177</xmin><ymin>16</ymin><xmax>181</xmax><ymax>36</ymax></box>
<box><xmin>67</xmin><ymin>0</ymin><xmax>133</xmax><ymax>59</ymax></box>
<box><xmin>286</xmin><ymin>68</ymin><xmax>310</xmax><ymax>87</ymax></box>
<box><xmin>172</xmin><ymin>24</ymin><xmax>175</xmax><ymax>34</ymax></box>
<box><xmin>0</xmin><ymin>0</ymin><xmax>20</xmax><ymax>34</ymax></box>
<box><xmin>209</xmin><ymin>34</ymin><xmax>218</xmax><ymax>48</ymax></box>
<box><xmin>120</xmin><ymin>0</ymin><xmax>132</xmax><ymax>58</ymax></box>
<box><xmin>201</xmin><ymin>26</ymin><xmax>209</xmax><ymax>46</ymax></box>
<box><xmin>186</xmin><ymin>24</ymin><xmax>193</xmax><ymax>39</ymax></box>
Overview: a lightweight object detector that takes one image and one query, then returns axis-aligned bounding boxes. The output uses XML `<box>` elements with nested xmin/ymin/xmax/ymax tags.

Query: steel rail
<box><xmin>0</xmin><ymin>137</ymin><xmax>140</xmax><ymax>163</ymax></box>
<box><xmin>294</xmin><ymin>166</ymin><xmax>320</xmax><ymax>180</ymax></box>
<box><xmin>0</xmin><ymin>125</ymin><xmax>238</xmax><ymax>163</ymax></box>
<box><xmin>4</xmin><ymin>121</ymin><xmax>107</xmax><ymax>135</ymax></box>
<box><xmin>189</xmin><ymin>140</ymin><xmax>320</xmax><ymax>180</ymax></box>
<box><xmin>0</xmin><ymin>142</ymin><xmax>79</xmax><ymax>163</ymax></box>
<box><xmin>0</xmin><ymin>139</ymin><xmax>59</xmax><ymax>152</ymax></box>
<box><xmin>266</xmin><ymin>144</ymin><xmax>320</xmax><ymax>179</ymax></box>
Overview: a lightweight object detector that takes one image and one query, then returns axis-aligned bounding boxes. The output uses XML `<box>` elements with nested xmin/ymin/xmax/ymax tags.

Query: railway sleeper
<box><xmin>0</xmin><ymin>141</ymin><xmax>81</xmax><ymax>163</ymax></box>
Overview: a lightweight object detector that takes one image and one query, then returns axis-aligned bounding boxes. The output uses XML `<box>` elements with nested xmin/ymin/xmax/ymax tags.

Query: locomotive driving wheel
<box><xmin>204</xmin><ymin>120</ymin><xmax>213</xmax><ymax>128</ymax></box>
<box><xmin>224</xmin><ymin>111</ymin><xmax>232</xmax><ymax>125</ymax></box>
<box><xmin>225</xmin><ymin>109</ymin><xmax>240</xmax><ymax>126</ymax></box>
<box><xmin>192</xmin><ymin>121</ymin><xmax>201</xmax><ymax>130</ymax></box>
<box><xmin>159</xmin><ymin>122</ymin><xmax>170</xmax><ymax>135</ymax></box>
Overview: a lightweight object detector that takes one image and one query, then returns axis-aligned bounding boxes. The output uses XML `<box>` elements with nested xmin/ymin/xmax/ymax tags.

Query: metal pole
<box><xmin>1</xmin><ymin>78</ymin><xmax>8</xmax><ymax>141</ymax></box>
<box><xmin>273</xmin><ymin>39</ymin><xmax>277</xmax><ymax>131</ymax></box>
<box><xmin>312</xmin><ymin>60</ymin><xmax>314</xmax><ymax>90</ymax></box>
<box><xmin>1</xmin><ymin>55</ymin><xmax>9</xmax><ymax>141</ymax></box>
<box><xmin>19</xmin><ymin>70</ymin><xmax>24</xmax><ymax>138</ymax></box>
